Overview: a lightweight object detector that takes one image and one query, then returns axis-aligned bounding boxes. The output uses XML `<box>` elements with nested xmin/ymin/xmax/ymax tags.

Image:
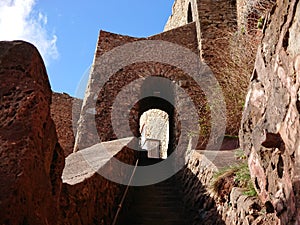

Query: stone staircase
<box><xmin>116</xmin><ymin>158</ymin><xmax>191</xmax><ymax>225</ymax></box>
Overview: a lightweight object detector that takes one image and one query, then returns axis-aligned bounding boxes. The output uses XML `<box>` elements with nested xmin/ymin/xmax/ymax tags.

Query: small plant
<box><xmin>240</xmin><ymin>26</ymin><xmax>246</xmax><ymax>35</ymax></box>
<box><xmin>234</xmin><ymin>163</ymin><xmax>257</xmax><ymax>196</ymax></box>
<box><xmin>240</xmin><ymin>0</ymin><xmax>275</xmax><ymax>34</ymax></box>
<box><xmin>224</xmin><ymin>134</ymin><xmax>239</xmax><ymax>139</ymax></box>
<box><xmin>244</xmin><ymin>183</ymin><xmax>257</xmax><ymax>197</ymax></box>
<box><xmin>234</xmin><ymin>149</ymin><xmax>247</xmax><ymax>160</ymax></box>
<box><xmin>187</xmin><ymin>130</ymin><xmax>199</xmax><ymax>138</ymax></box>
<box><xmin>257</xmin><ymin>16</ymin><xmax>265</xmax><ymax>29</ymax></box>
<box><xmin>211</xmin><ymin>161</ymin><xmax>257</xmax><ymax>199</ymax></box>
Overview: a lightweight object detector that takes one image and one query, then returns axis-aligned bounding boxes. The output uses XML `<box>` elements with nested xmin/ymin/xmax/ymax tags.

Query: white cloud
<box><xmin>0</xmin><ymin>0</ymin><xmax>58</xmax><ymax>65</ymax></box>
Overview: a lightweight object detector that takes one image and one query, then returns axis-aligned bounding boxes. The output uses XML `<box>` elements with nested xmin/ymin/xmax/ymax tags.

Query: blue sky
<box><xmin>0</xmin><ymin>0</ymin><xmax>174</xmax><ymax>97</ymax></box>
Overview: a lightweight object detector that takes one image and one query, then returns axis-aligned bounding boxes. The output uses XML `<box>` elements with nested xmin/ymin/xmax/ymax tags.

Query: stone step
<box><xmin>116</xmin><ymin>158</ymin><xmax>191</xmax><ymax>225</ymax></box>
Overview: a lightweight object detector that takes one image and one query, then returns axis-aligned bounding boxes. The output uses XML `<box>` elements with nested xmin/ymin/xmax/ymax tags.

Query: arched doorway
<box><xmin>131</xmin><ymin>76</ymin><xmax>178</xmax><ymax>158</ymax></box>
<box><xmin>140</xmin><ymin>109</ymin><xmax>169</xmax><ymax>159</ymax></box>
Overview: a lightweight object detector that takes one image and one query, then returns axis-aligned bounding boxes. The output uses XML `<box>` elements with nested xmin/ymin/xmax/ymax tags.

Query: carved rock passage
<box><xmin>0</xmin><ymin>41</ymin><xmax>64</xmax><ymax>225</ymax></box>
<box><xmin>240</xmin><ymin>1</ymin><xmax>300</xmax><ymax>224</ymax></box>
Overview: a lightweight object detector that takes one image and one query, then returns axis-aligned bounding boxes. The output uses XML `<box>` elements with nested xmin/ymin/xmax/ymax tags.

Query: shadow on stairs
<box><xmin>115</xmin><ymin>158</ymin><xmax>192</xmax><ymax>225</ymax></box>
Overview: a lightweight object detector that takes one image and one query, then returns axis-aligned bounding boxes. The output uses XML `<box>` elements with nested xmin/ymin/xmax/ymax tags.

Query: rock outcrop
<box><xmin>0</xmin><ymin>41</ymin><xmax>64</xmax><ymax>225</ymax></box>
<box><xmin>240</xmin><ymin>0</ymin><xmax>300</xmax><ymax>224</ymax></box>
<box><xmin>51</xmin><ymin>92</ymin><xmax>82</xmax><ymax>157</ymax></box>
<box><xmin>60</xmin><ymin>137</ymin><xmax>137</xmax><ymax>225</ymax></box>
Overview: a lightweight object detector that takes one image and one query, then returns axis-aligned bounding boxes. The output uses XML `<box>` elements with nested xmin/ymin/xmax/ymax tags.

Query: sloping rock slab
<box><xmin>60</xmin><ymin>137</ymin><xmax>137</xmax><ymax>225</ymax></box>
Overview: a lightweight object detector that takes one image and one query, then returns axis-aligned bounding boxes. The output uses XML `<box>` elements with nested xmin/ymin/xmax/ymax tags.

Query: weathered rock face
<box><xmin>60</xmin><ymin>138</ymin><xmax>138</xmax><ymax>225</ymax></box>
<box><xmin>180</xmin><ymin>150</ymin><xmax>284</xmax><ymax>225</ymax></box>
<box><xmin>240</xmin><ymin>0</ymin><xmax>300</xmax><ymax>224</ymax></box>
<box><xmin>0</xmin><ymin>41</ymin><xmax>64</xmax><ymax>225</ymax></box>
<box><xmin>51</xmin><ymin>92</ymin><xmax>82</xmax><ymax>157</ymax></box>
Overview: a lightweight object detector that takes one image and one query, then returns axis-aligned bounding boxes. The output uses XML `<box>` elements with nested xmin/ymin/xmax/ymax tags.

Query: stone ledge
<box><xmin>180</xmin><ymin>149</ymin><xmax>273</xmax><ymax>225</ymax></box>
<box><xmin>197</xmin><ymin>150</ymin><xmax>239</xmax><ymax>169</ymax></box>
<box><xmin>62</xmin><ymin>137</ymin><xmax>134</xmax><ymax>185</ymax></box>
<box><xmin>59</xmin><ymin>137</ymin><xmax>137</xmax><ymax>225</ymax></box>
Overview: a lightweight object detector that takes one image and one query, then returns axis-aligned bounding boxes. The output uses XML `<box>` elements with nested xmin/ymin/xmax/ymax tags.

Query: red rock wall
<box><xmin>240</xmin><ymin>0</ymin><xmax>300</xmax><ymax>224</ymax></box>
<box><xmin>0</xmin><ymin>41</ymin><xmax>64</xmax><ymax>225</ymax></box>
<box><xmin>59</xmin><ymin>139</ymin><xmax>138</xmax><ymax>225</ymax></box>
<box><xmin>165</xmin><ymin>0</ymin><xmax>237</xmax><ymax>56</ymax></box>
<box><xmin>51</xmin><ymin>92</ymin><xmax>82</xmax><ymax>156</ymax></box>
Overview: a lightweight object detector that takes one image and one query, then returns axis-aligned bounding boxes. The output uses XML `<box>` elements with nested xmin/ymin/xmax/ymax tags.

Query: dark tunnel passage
<box><xmin>130</xmin><ymin>76</ymin><xmax>179</xmax><ymax>157</ymax></box>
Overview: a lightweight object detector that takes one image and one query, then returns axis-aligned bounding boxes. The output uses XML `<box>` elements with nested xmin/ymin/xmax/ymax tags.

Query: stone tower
<box><xmin>165</xmin><ymin>0</ymin><xmax>236</xmax><ymax>64</ymax></box>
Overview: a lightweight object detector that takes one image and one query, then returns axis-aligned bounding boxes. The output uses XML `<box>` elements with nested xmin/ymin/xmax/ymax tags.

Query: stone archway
<box><xmin>74</xmin><ymin>28</ymin><xmax>211</xmax><ymax>153</ymax></box>
<box><xmin>136</xmin><ymin>76</ymin><xmax>176</xmax><ymax>157</ymax></box>
<box><xmin>134</xmin><ymin>95</ymin><xmax>176</xmax><ymax>158</ymax></box>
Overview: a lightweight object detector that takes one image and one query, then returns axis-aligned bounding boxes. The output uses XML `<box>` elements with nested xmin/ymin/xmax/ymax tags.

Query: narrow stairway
<box><xmin>116</xmin><ymin>158</ymin><xmax>190</xmax><ymax>225</ymax></box>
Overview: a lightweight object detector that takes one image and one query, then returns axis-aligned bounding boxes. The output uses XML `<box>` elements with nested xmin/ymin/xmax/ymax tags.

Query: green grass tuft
<box><xmin>211</xmin><ymin>161</ymin><xmax>257</xmax><ymax>198</ymax></box>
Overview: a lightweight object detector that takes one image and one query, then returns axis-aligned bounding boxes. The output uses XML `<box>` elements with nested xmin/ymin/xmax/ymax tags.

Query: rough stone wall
<box><xmin>240</xmin><ymin>0</ymin><xmax>300</xmax><ymax>224</ymax></box>
<box><xmin>59</xmin><ymin>138</ymin><xmax>138</xmax><ymax>225</ymax></box>
<box><xmin>74</xmin><ymin>22</ymin><xmax>209</xmax><ymax>153</ymax></box>
<box><xmin>0</xmin><ymin>41</ymin><xmax>64</xmax><ymax>225</ymax></box>
<box><xmin>178</xmin><ymin>151</ymin><xmax>222</xmax><ymax>225</ymax></box>
<box><xmin>197</xmin><ymin>0</ymin><xmax>236</xmax><ymax>60</ymax></box>
<box><xmin>76</xmin><ymin>0</ymin><xmax>241</xmax><ymax>154</ymax></box>
<box><xmin>164</xmin><ymin>0</ymin><xmax>197</xmax><ymax>31</ymax></box>
<box><xmin>164</xmin><ymin>0</ymin><xmax>237</xmax><ymax>63</ymax></box>
<box><xmin>51</xmin><ymin>92</ymin><xmax>82</xmax><ymax>156</ymax></box>
<box><xmin>164</xmin><ymin>0</ymin><xmax>202</xmax><ymax>60</ymax></box>
<box><xmin>237</xmin><ymin>0</ymin><xmax>275</xmax><ymax>33</ymax></box>
<box><xmin>179</xmin><ymin>151</ymin><xmax>278</xmax><ymax>225</ymax></box>
<box><xmin>165</xmin><ymin>0</ymin><xmax>243</xmax><ymax>136</ymax></box>
<box><xmin>197</xmin><ymin>0</ymin><xmax>240</xmax><ymax>136</ymax></box>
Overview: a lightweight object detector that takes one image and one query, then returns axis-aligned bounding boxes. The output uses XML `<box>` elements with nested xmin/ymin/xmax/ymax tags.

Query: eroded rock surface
<box><xmin>240</xmin><ymin>1</ymin><xmax>300</xmax><ymax>224</ymax></box>
<box><xmin>0</xmin><ymin>41</ymin><xmax>64</xmax><ymax>225</ymax></box>
<box><xmin>59</xmin><ymin>138</ymin><xmax>137</xmax><ymax>225</ymax></box>
<box><xmin>51</xmin><ymin>92</ymin><xmax>82</xmax><ymax>157</ymax></box>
